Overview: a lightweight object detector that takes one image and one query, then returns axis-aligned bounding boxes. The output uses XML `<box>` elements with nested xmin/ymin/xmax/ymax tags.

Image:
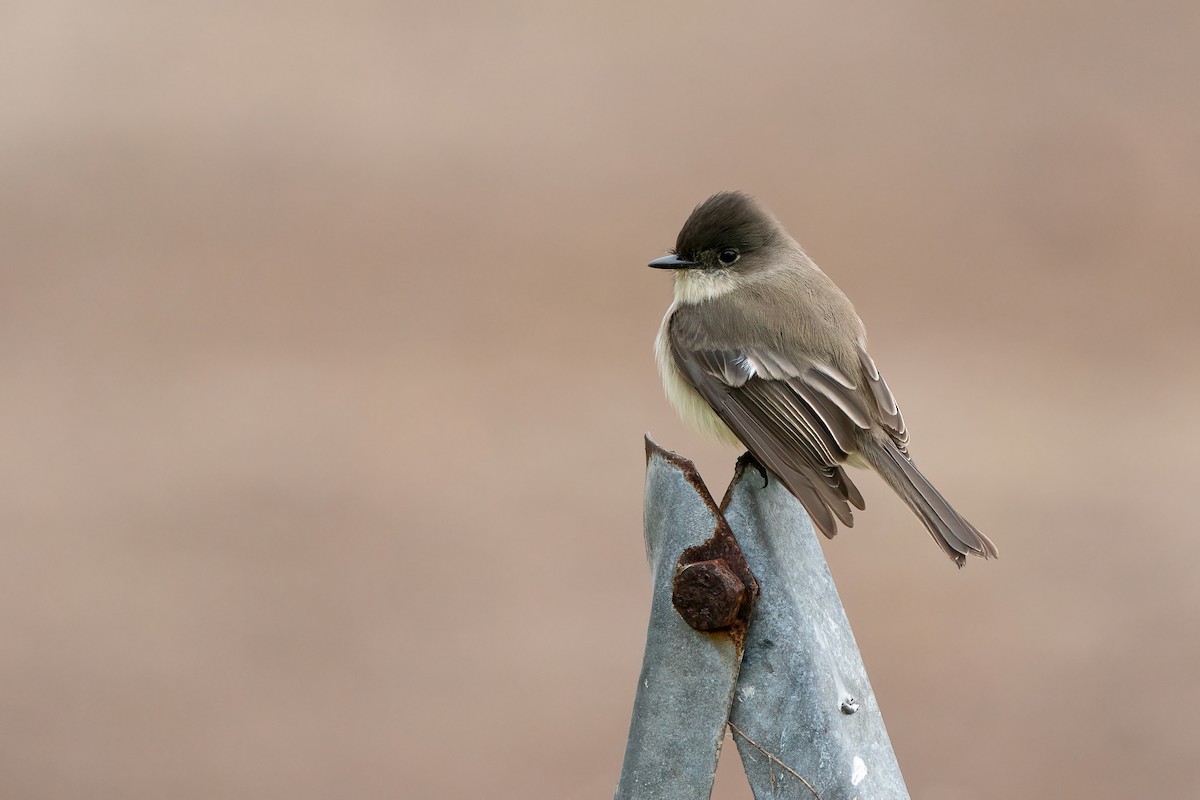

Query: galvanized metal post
<box><xmin>724</xmin><ymin>456</ymin><xmax>909</xmax><ymax>799</ymax></box>
<box><xmin>614</xmin><ymin>440</ymin><xmax>749</xmax><ymax>800</ymax></box>
<box><xmin>617</xmin><ymin>439</ymin><xmax>909</xmax><ymax>800</ymax></box>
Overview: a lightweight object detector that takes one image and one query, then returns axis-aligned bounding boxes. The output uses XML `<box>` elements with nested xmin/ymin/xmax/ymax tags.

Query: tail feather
<box><xmin>867</xmin><ymin>440</ymin><xmax>998</xmax><ymax>567</ymax></box>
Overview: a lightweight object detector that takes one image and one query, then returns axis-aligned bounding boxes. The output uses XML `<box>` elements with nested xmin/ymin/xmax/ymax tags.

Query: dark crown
<box><xmin>674</xmin><ymin>191</ymin><xmax>778</xmax><ymax>260</ymax></box>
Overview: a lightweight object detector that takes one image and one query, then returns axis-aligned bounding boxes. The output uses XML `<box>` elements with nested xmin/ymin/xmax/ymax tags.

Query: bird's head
<box><xmin>648</xmin><ymin>191</ymin><xmax>784</xmax><ymax>275</ymax></box>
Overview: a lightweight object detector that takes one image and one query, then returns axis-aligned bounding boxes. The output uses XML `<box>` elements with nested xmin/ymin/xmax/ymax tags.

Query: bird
<box><xmin>650</xmin><ymin>191</ymin><xmax>997</xmax><ymax>566</ymax></box>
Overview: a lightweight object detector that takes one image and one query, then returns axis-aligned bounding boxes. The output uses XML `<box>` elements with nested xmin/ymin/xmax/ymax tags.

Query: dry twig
<box><xmin>727</xmin><ymin>721</ymin><xmax>823</xmax><ymax>800</ymax></box>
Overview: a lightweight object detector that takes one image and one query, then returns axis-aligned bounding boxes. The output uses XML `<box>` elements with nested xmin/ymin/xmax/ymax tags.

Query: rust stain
<box><xmin>672</xmin><ymin>559</ymin><xmax>746</xmax><ymax>630</ymax></box>
<box><xmin>646</xmin><ymin>435</ymin><xmax>760</xmax><ymax>651</ymax></box>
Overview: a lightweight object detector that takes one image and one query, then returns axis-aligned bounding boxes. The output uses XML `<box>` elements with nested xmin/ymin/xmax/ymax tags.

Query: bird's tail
<box><xmin>865</xmin><ymin>439</ymin><xmax>998</xmax><ymax>567</ymax></box>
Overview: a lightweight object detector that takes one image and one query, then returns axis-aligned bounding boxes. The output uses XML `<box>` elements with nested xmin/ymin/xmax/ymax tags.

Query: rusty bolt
<box><xmin>671</xmin><ymin>559</ymin><xmax>747</xmax><ymax>631</ymax></box>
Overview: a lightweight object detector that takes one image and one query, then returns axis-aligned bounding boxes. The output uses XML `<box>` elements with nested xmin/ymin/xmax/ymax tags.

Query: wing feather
<box><xmin>669</xmin><ymin>314</ymin><xmax>875</xmax><ymax>537</ymax></box>
<box><xmin>857</xmin><ymin>343</ymin><xmax>908</xmax><ymax>450</ymax></box>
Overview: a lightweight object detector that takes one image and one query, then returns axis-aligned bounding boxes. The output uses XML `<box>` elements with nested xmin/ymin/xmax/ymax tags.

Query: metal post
<box><xmin>617</xmin><ymin>438</ymin><xmax>909</xmax><ymax>800</ymax></box>
<box><xmin>614</xmin><ymin>440</ymin><xmax>749</xmax><ymax>800</ymax></box>
<box><xmin>724</xmin><ymin>456</ymin><xmax>909</xmax><ymax>799</ymax></box>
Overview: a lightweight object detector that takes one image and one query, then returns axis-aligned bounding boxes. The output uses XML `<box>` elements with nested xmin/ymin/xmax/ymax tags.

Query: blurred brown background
<box><xmin>2</xmin><ymin>2</ymin><xmax>1198</xmax><ymax>798</ymax></box>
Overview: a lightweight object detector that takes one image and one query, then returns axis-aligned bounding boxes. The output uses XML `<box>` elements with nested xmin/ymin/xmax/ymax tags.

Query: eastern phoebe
<box><xmin>651</xmin><ymin>192</ymin><xmax>997</xmax><ymax>566</ymax></box>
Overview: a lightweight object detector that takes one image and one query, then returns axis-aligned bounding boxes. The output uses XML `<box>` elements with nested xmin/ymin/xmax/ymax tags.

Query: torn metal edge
<box><xmin>645</xmin><ymin>435</ymin><xmax>760</xmax><ymax>650</ymax></box>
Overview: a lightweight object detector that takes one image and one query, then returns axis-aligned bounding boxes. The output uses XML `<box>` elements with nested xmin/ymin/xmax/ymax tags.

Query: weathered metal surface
<box><xmin>671</xmin><ymin>474</ymin><xmax>759</xmax><ymax>638</ymax></box>
<box><xmin>614</xmin><ymin>438</ymin><xmax>751</xmax><ymax>800</ymax></box>
<box><xmin>618</xmin><ymin>442</ymin><xmax>908</xmax><ymax>800</ymax></box>
<box><xmin>671</xmin><ymin>559</ymin><xmax>747</xmax><ymax>631</ymax></box>
<box><xmin>723</xmin><ymin>454</ymin><xmax>910</xmax><ymax>800</ymax></box>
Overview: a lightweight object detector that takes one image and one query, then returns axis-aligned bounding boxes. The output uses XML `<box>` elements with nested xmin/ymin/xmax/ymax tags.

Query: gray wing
<box><xmin>669</xmin><ymin>315</ymin><xmax>875</xmax><ymax>539</ymax></box>
<box><xmin>857</xmin><ymin>343</ymin><xmax>908</xmax><ymax>452</ymax></box>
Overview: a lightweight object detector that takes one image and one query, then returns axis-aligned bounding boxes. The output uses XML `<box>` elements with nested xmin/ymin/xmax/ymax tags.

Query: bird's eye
<box><xmin>718</xmin><ymin>249</ymin><xmax>740</xmax><ymax>265</ymax></box>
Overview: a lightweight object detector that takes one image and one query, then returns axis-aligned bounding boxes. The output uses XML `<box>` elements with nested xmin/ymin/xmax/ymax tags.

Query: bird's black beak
<box><xmin>647</xmin><ymin>254</ymin><xmax>699</xmax><ymax>269</ymax></box>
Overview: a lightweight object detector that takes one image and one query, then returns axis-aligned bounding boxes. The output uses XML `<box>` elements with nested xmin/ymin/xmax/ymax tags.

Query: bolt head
<box><xmin>671</xmin><ymin>559</ymin><xmax>746</xmax><ymax>631</ymax></box>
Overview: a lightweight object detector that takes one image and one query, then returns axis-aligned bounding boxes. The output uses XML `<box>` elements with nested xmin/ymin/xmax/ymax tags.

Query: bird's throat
<box><xmin>674</xmin><ymin>269</ymin><xmax>738</xmax><ymax>305</ymax></box>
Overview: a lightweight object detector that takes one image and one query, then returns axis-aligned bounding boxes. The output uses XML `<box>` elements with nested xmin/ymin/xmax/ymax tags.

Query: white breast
<box><xmin>654</xmin><ymin>302</ymin><xmax>742</xmax><ymax>446</ymax></box>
